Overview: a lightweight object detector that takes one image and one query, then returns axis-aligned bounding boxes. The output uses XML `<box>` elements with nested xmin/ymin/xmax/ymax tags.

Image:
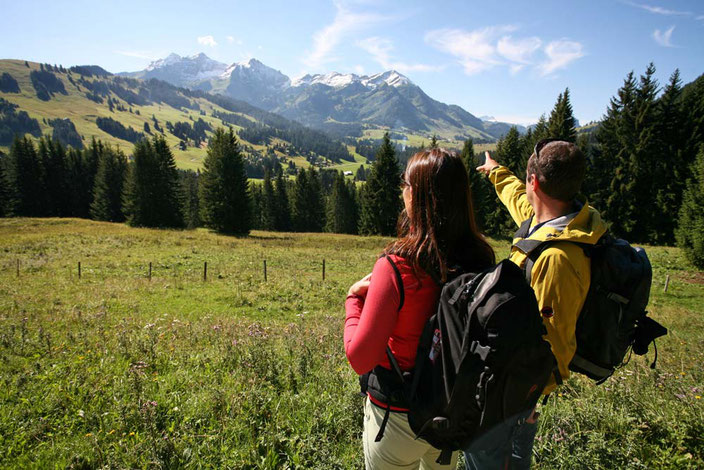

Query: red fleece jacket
<box><xmin>344</xmin><ymin>255</ymin><xmax>440</xmax><ymax>376</ymax></box>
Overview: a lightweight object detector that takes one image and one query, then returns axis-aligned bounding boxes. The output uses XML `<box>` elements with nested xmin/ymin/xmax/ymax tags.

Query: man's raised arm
<box><xmin>478</xmin><ymin>151</ymin><xmax>534</xmax><ymax>227</ymax></box>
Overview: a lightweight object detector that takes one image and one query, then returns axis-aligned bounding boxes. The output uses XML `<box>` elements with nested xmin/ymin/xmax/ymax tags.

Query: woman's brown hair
<box><xmin>386</xmin><ymin>147</ymin><xmax>495</xmax><ymax>282</ymax></box>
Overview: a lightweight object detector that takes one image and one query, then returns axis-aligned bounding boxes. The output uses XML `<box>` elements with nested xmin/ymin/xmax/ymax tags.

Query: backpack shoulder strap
<box><xmin>380</xmin><ymin>254</ymin><xmax>406</xmax><ymax>381</ymax></box>
<box><xmin>382</xmin><ymin>254</ymin><xmax>405</xmax><ymax>311</ymax></box>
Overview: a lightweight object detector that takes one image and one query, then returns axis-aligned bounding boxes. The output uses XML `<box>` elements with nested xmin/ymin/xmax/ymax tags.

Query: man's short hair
<box><xmin>526</xmin><ymin>141</ymin><xmax>586</xmax><ymax>202</ymax></box>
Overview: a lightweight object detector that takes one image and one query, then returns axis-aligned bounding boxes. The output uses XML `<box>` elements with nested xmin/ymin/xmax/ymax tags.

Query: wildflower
<box><xmin>108</xmin><ymin>429</ymin><xmax>115</xmax><ymax>435</ymax></box>
<box><xmin>696</xmin><ymin>396</ymin><xmax>701</xmax><ymax>400</ymax></box>
<box><xmin>77</xmin><ymin>410</ymin><xmax>85</xmax><ymax>418</ymax></box>
<box><xmin>85</xmin><ymin>433</ymin><xmax>92</xmax><ymax>437</ymax></box>
<box><xmin>129</xmin><ymin>431</ymin><xmax>135</xmax><ymax>436</ymax></box>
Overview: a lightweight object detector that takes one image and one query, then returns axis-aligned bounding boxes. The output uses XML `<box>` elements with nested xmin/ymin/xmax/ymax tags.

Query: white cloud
<box><xmin>426</xmin><ymin>26</ymin><xmax>582</xmax><ymax>77</ymax></box>
<box><xmin>197</xmin><ymin>35</ymin><xmax>217</xmax><ymax>48</ymax></box>
<box><xmin>227</xmin><ymin>36</ymin><xmax>244</xmax><ymax>45</ymax></box>
<box><xmin>357</xmin><ymin>37</ymin><xmax>442</xmax><ymax>73</ymax></box>
<box><xmin>623</xmin><ymin>1</ymin><xmax>691</xmax><ymax>16</ymax></box>
<box><xmin>304</xmin><ymin>2</ymin><xmax>391</xmax><ymax>69</ymax></box>
<box><xmin>425</xmin><ymin>26</ymin><xmax>515</xmax><ymax>75</ymax></box>
<box><xmin>114</xmin><ymin>50</ymin><xmax>159</xmax><ymax>60</ymax></box>
<box><xmin>354</xmin><ymin>64</ymin><xmax>365</xmax><ymax>74</ymax></box>
<box><xmin>497</xmin><ymin>36</ymin><xmax>542</xmax><ymax>64</ymax></box>
<box><xmin>653</xmin><ymin>26</ymin><xmax>676</xmax><ymax>47</ymax></box>
<box><xmin>540</xmin><ymin>40</ymin><xmax>585</xmax><ymax>76</ymax></box>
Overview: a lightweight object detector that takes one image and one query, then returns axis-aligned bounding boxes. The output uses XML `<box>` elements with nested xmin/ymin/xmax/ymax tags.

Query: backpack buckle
<box><xmin>432</xmin><ymin>416</ymin><xmax>450</xmax><ymax>430</ymax></box>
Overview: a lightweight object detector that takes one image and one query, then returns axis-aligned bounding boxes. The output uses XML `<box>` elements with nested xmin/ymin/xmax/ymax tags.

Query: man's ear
<box><xmin>528</xmin><ymin>173</ymin><xmax>539</xmax><ymax>191</ymax></box>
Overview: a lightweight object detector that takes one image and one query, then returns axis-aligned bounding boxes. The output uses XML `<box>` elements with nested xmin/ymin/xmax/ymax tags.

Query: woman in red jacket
<box><xmin>345</xmin><ymin>147</ymin><xmax>495</xmax><ymax>469</ymax></box>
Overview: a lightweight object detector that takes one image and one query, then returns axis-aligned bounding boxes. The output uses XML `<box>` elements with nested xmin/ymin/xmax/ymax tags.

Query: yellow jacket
<box><xmin>489</xmin><ymin>166</ymin><xmax>608</xmax><ymax>393</ymax></box>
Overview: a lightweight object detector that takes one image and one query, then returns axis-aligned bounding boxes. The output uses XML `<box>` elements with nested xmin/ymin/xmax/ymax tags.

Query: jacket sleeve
<box><xmin>530</xmin><ymin>243</ymin><xmax>591</xmax><ymax>393</ymax></box>
<box><xmin>489</xmin><ymin>166</ymin><xmax>535</xmax><ymax>227</ymax></box>
<box><xmin>344</xmin><ymin>257</ymin><xmax>401</xmax><ymax>375</ymax></box>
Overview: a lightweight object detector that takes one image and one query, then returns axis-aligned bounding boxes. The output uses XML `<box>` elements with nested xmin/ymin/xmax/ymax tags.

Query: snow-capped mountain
<box><xmin>125</xmin><ymin>53</ymin><xmax>229</xmax><ymax>86</ymax></box>
<box><xmin>124</xmin><ymin>53</ymin><xmax>521</xmax><ymax>140</ymax></box>
<box><xmin>220</xmin><ymin>58</ymin><xmax>290</xmax><ymax>88</ymax></box>
<box><xmin>291</xmin><ymin>70</ymin><xmax>411</xmax><ymax>89</ymax></box>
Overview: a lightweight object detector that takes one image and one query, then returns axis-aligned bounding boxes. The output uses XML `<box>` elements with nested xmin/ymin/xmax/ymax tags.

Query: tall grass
<box><xmin>0</xmin><ymin>218</ymin><xmax>701</xmax><ymax>468</ymax></box>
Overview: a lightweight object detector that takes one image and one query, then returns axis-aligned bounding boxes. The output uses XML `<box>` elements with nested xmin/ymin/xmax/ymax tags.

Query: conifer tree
<box><xmin>594</xmin><ymin>71</ymin><xmax>638</xmax><ymax>237</ymax></box>
<box><xmin>249</xmin><ymin>183</ymin><xmax>263</xmax><ymax>230</ymax></box>
<box><xmin>547</xmin><ymin>88</ymin><xmax>577</xmax><ymax>142</ymax></box>
<box><xmin>274</xmin><ymin>168</ymin><xmax>291</xmax><ymax>231</ymax></box>
<box><xmin>460</xmin><ymin>138</ymin><xmax>475</xmax><ymax>173</ymax></box>
<box><xmin>496</xmin><ymin>126</ymin><xmax>525</xmax><ymax>176</ymax></box>
<box><xmin>482</xmin><ymin>127</ymin><xmax>526</xmax><ymax>237</ymax></box>
<box><xmin>90</xmin><ymin>146</ymin><xmax>127</xmax><ymax>222</ymax></box>
<box><xmin>124</xmin><ymin>135</ymin><xmax>184</xmax><ymax>228</ymax></box>
<box><xmin>261</xmin><ymin>169</ymin><xmax>276</xmax><ymax>230</ymax></box>
<box><xmin>676</xmin><ymin>147</ymin><xmax>704</xmax><ymax>268</ymax></box>
<box><xmin>199</xmin><ymin>127</ymin><xmax>250</xmax><ymax>235</ymax></box>
<box><xmin>8</xmin><ymin>136</ymin><xmax>44</xmax><ymax>216</ymax></box>
<box><xmin>123</xmin><ymin>139</ymin><xmax>157</xmax><ymax>227</ymax></box>
<box><xmin>359</xmin><ymin>133</ymin><xmax>401</xmax><ymax>236</ymax></box>
<box><xmin>293</xmin><ymin>167</ymin><xmax>324</xmax><ymax>232</ymax></box>
<box><xmin>40</xmin><ymin>137</ymin><xmax>70</xmax><ymax>216</ymax></box>
<box><xmin>307</xmin><ymin>167</ymin><xmax>325</xmax><ymax>232</ymax></box>
<box><xmin>653</xmin><ymin>70</ymin><xmax>684</xmax><ymax>242</ymax></box>
<box><xmin>180</xmin><ymin>169</ymin><xmax>201</xmax><ymax>229</ymax></box>
<box><xmin>0</xmin><ymin>153</ymin><xmax>10</xmax><ymax>217</ymax></box>
<box><xmin>430</xmin><ymin>135</ymin><xmax>439</xmax><ymax>148</ymax></box>
<box><xmin>152</xmin><ymin>135</ymin><xmax>185</xmax><ymax>228</ymax></box>
<box><xmin>292</xmin><ymin>168</ymin><xmax>309</xmax><ymax>232</ymax></box>
<box><xmin>355</xmin><ymin>164</ymin><xmax>367</xmax><ymax>181</ymax></box>
<box><xmin>532</xmin><ymin>114</ymin><xmax>549</xmax><ymax>142</ymax></box>
<box><xmin>326</xmin><ymin>171</ymin><xmax>357</xmax><ymax>234</ymax></box>
<box><xmin>461</xmin><ymin>138</ymin><xmax>491</xmax><ymax>233</ymax></box>
<box><xmin>632</xmin><ymin>64</ymin><xmax>663</xmax><ymax>240</ymax></box>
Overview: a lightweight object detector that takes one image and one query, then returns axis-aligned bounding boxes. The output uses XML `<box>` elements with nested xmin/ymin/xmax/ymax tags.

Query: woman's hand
<box><xmin>348</xmin><ymin>273</ymin><xmax>372</xmax><ymax>298</ymax></box>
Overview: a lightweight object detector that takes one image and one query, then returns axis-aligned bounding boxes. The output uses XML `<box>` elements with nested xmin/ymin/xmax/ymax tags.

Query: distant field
<box><xmin>1</xmin><ymin>217</ymin><xmax>701</xmax><ymax>468</ymax></box>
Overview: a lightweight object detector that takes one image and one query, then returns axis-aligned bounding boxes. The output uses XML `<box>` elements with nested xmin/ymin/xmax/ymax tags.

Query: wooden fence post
<box><xmin>203</xmin><ymin>261</ymin><xmax>208</xmax><ymax>282</ymax></box>
<box><xmin>263</xmin><ymin>259</ymin><xmax>267</xmax><ymax>282</ymax></box>
<box><xmin>322</xmin><ymin>259</ymin><xmax>326</xmax><ymax>281</ymax></box>
<box><xmin>16</xmin><ymin>259</ymin><xmax>19</xmax><ymax>278</ymax></box>
<box><xmin>78</xmin><ymin>262</ymin><xmax>81</xmax><ymax>280</ymax></box>
<box><xmin>664</xmin><ymin>274</ymin><xmax>670</xmax><ymax>293</ymax></box>
<box><xmin>148</xmin><ymin>262</ymin><xmax>152</xmax><ymax>281</ymax></box>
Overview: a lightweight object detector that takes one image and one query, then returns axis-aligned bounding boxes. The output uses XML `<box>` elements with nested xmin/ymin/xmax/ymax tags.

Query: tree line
<box><xmin>1</xmin><ymin>62</ymin><xmax>703</xmax><ymax>266</ymax></box>
<box><xmin>466</xmin><ymin>64</ymin><xmax>704</xmax><ymax>268</ymax></box>
<box><xmin>0</xmin><ymin>127</ymin><xmax>402</xmax><ymax>237</ymax></box>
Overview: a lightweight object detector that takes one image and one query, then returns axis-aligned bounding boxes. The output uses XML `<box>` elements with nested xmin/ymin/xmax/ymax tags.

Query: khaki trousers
<box><xmin>363</xmin><ymin>398</ymin><xmax>458</xmax><ymax>470</ymax></box>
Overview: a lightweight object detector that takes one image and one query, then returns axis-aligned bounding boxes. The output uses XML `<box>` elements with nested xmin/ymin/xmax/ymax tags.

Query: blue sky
<box><xmin>2</xmin><ymin>0</ymin><xmax>703</xmax><ymax>125</ymax></box>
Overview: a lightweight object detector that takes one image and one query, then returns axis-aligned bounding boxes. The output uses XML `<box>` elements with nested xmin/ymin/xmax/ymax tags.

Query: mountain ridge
<box><xmin>122</xmin><ymin>52</ymin><xmax>527</xmax><ymax>141</ymax></box>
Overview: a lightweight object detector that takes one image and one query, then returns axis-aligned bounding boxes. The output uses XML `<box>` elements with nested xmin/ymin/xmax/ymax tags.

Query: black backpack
<box><xmin>514</xmin><ymin>217</ymin><xmax>668</xmax><ymax>383</ymax></box>
<box><xmin>361</xmin><ymin>256</ymin><xmax>558</xmax><ymax>464</ymax></box>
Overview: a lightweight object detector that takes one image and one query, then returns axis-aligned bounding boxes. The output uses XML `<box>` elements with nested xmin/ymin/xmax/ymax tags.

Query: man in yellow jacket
<box><xmin>465</xmin><ymin>139</ymin><xmax>608</xmax><ymax>469</ymax></box>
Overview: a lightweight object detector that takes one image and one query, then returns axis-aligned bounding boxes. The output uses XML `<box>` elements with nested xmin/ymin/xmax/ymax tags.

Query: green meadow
<box><xmin>0</xmin><ymin>218</ymin><xmax>702</xmax><ymax>468</ymax></box>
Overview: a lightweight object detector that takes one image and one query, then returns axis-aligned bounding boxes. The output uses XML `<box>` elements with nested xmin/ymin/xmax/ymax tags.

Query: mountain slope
<box><xmin>0</xmin><ymin>59</ymin><xmax>354</xmax><ymax>172</ymax></box>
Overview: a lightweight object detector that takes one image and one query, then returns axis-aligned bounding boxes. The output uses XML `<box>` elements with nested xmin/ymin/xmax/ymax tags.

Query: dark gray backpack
<box><xmin>362</xmin><ymin>257</ymin><xmax>558</xmax><ymax>464</ymax></box>
<box><xmin>515</xmin><ymin>218</ymin><xmax>667</xmax><ymax>383</ymax></box>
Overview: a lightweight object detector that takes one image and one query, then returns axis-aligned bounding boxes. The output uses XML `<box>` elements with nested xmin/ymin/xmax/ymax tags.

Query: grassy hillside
<box><xmin>0</xmin><ymin>218</ymin><xmax>702</xmax><ymax>468</ymax></box>
<box><xmin>0</xmin><ymin>60</ymin><xmax>493</xmax><ymax>175</ymax></box>
<box><xmin>0</xmin><ymin>60</ymin><xmax>363</xmax><ymax>174</ymax></box>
